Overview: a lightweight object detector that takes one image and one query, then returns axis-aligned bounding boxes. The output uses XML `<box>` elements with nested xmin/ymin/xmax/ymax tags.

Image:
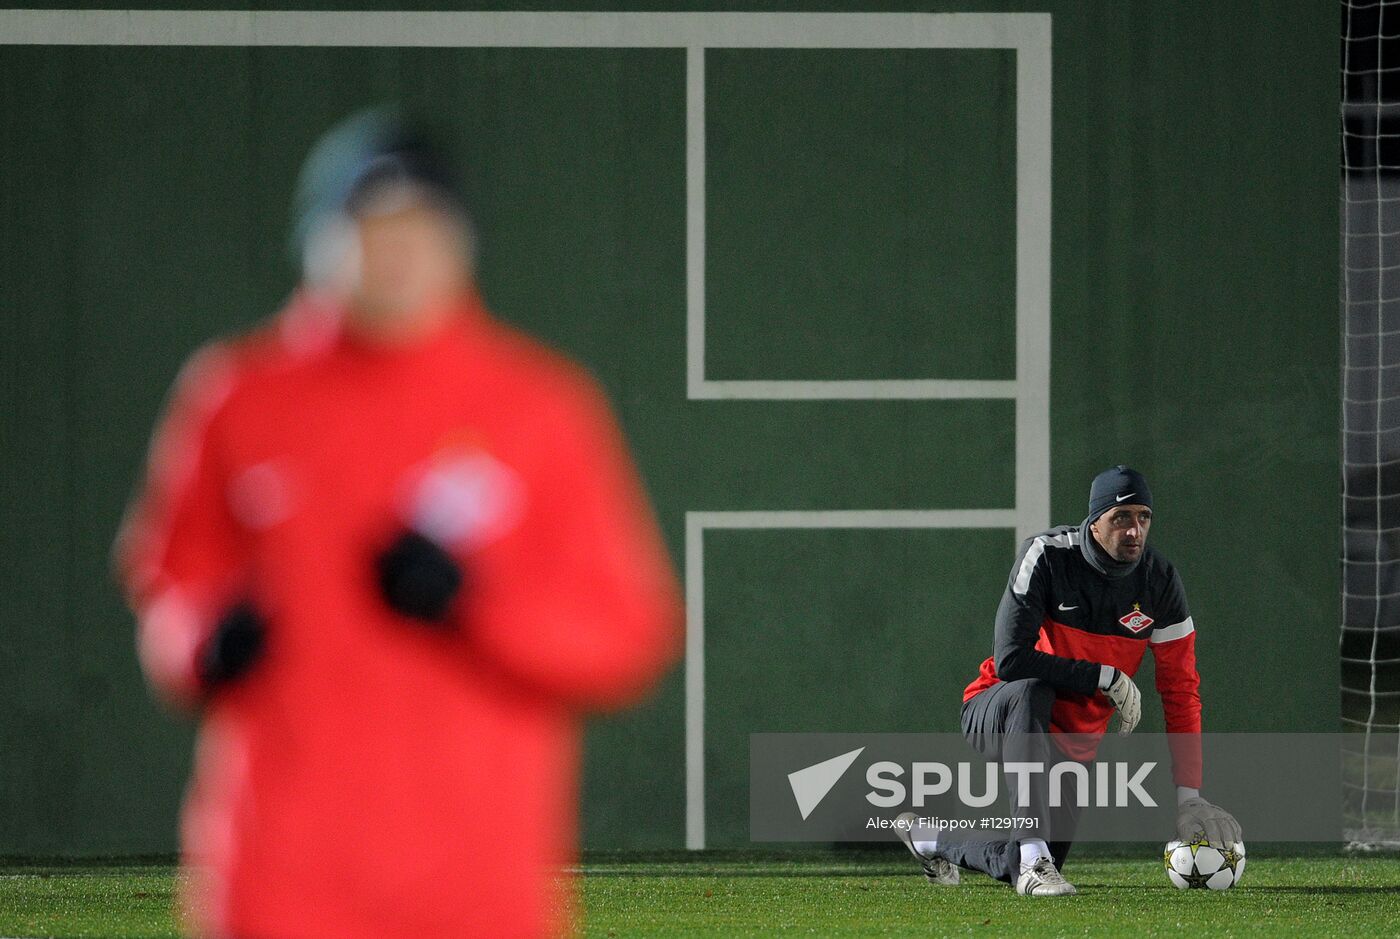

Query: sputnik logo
<box><xmin>787</xmin><ymin>748</ymin><xmax>865</xmax><ymax>820</ymax></box>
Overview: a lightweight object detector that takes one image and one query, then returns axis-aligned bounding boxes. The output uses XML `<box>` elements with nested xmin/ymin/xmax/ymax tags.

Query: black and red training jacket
<box><xmin>963</xmin><ymin>524</ymin><xmax>1202</xmax><ymax>786</ymax></box>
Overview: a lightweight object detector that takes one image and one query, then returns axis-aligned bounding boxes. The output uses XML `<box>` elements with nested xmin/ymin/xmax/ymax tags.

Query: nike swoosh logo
<box><xmin>1115</xmin><ymin>492</ymin><xmax>1137</xmax><ymax>502</ymax></box>
<box><xmin>1058</xmin><ymin>603</ymin><xmax>1078</xmax><ymax>611</ymax></box>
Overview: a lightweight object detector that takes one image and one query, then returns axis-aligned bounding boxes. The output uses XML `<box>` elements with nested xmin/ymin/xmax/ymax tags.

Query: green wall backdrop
<box><xmin>0</xmin><ymin>1</ymin><xmax>1336</xmax><ymax>854</ymax></box>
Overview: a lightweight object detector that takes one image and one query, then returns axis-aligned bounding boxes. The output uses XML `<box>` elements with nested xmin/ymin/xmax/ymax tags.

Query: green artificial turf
<box><xmin>1</xmin><ymin>851</ymin><xmax>1398</xmax><ymax>938</ymax></box>
<box><xmin>0</xmin><ymin>866</ymin><xmax>181</xmax><ymax>939</ymax></box>
<box><xmin>579</xmin><ymin>851</ymin><xmax>1400</xmax><ymax>937</ymax></box>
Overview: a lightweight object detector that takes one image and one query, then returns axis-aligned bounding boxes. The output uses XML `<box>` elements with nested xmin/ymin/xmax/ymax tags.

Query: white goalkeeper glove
<box><xmin>1102</xmin><ymin>668</ymin><xmax>1141</xmax><ymax>736</ymax></box>
<box><xmin>1176</xmin><ymin>796</ymin><xmax>1242</xmax><ymax>848</ymax></box>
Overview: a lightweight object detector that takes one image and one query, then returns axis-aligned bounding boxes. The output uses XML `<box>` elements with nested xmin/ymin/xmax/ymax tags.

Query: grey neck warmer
<box><xmin>1079</xmin><ymin>516</ymin><xmax>1140</xmax><ymax>579</ymax></box>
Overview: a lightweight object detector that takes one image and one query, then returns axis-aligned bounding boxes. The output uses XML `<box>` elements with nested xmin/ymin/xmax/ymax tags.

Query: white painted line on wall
<box><xmin>0</xmin><ymin>11</ymin><xmax>1050</xmax><ymax>49</ymax></box>
<box><xmin>683</xmin><ymin>508</ymin><xmax>1020</xmax><ymax>848</ymax></box>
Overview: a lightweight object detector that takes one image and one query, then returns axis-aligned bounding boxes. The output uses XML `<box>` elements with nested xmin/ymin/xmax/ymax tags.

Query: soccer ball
<box><xmin>1163</xmin><ymin>837</ymin><xmax>1245</xmax><ymax>889</ymax></box>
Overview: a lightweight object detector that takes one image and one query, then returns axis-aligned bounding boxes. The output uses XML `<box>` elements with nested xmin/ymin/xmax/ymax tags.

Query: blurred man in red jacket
<box><xmin>116</xmin><ymin>111</ymin><xmax>680</xmax><ymax>939</ymax></box>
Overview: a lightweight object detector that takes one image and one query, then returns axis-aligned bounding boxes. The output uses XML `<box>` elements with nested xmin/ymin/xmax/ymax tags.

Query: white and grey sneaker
<box><xmin>893</xmin><ymin>812</ymin><xmax>960</xmax><ymax>885</ymax></box>
<box><xmin>1015</xmin><ymin>856</ymin><xmax>1076</xmax><ymax>896</ymax></box>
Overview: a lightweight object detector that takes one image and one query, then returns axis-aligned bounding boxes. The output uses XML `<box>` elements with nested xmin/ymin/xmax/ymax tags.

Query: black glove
<box><xmin>376</xmin><ymin>530</ymin><xmax>463</xmax><ymax>625</ymax></box>
<box><xmin>196</xmin><ymin>601</ymin><xmax>266</xmax><ymax>690</ymax></box>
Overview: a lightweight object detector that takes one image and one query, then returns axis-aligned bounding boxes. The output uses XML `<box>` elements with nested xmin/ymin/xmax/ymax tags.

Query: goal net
<box><xmin>1343</xmin><ymin>0</ymin><xmax>1400</xmax><ymax>851</ymax></box>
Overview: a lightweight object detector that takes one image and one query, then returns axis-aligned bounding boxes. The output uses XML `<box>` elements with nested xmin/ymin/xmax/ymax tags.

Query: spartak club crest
<box><xmin>1119</xmin><ymin>603</ymin><xmax>1154</xmax><ymax>633</ymax></box>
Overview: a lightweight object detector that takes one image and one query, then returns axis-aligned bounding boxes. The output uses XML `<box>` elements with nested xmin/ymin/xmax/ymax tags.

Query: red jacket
<box><xmin>116</xmin><ymin>290</ymin><xmax>680</xmax><ymax>939</ymax></box>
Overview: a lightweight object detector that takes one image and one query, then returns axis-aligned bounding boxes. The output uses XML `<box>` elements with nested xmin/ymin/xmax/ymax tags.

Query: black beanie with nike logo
<box><xmin>1088</xmin><ymin>465</ymin><xmax>1153</xmax><ymax>522</ymax></box>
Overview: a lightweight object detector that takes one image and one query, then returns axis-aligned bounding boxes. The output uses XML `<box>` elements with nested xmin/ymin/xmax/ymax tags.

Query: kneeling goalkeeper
<box><xmin>896</xmin><ymin>466</ymin><xmax>1240</xmax><ymax>896</ymax></box>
